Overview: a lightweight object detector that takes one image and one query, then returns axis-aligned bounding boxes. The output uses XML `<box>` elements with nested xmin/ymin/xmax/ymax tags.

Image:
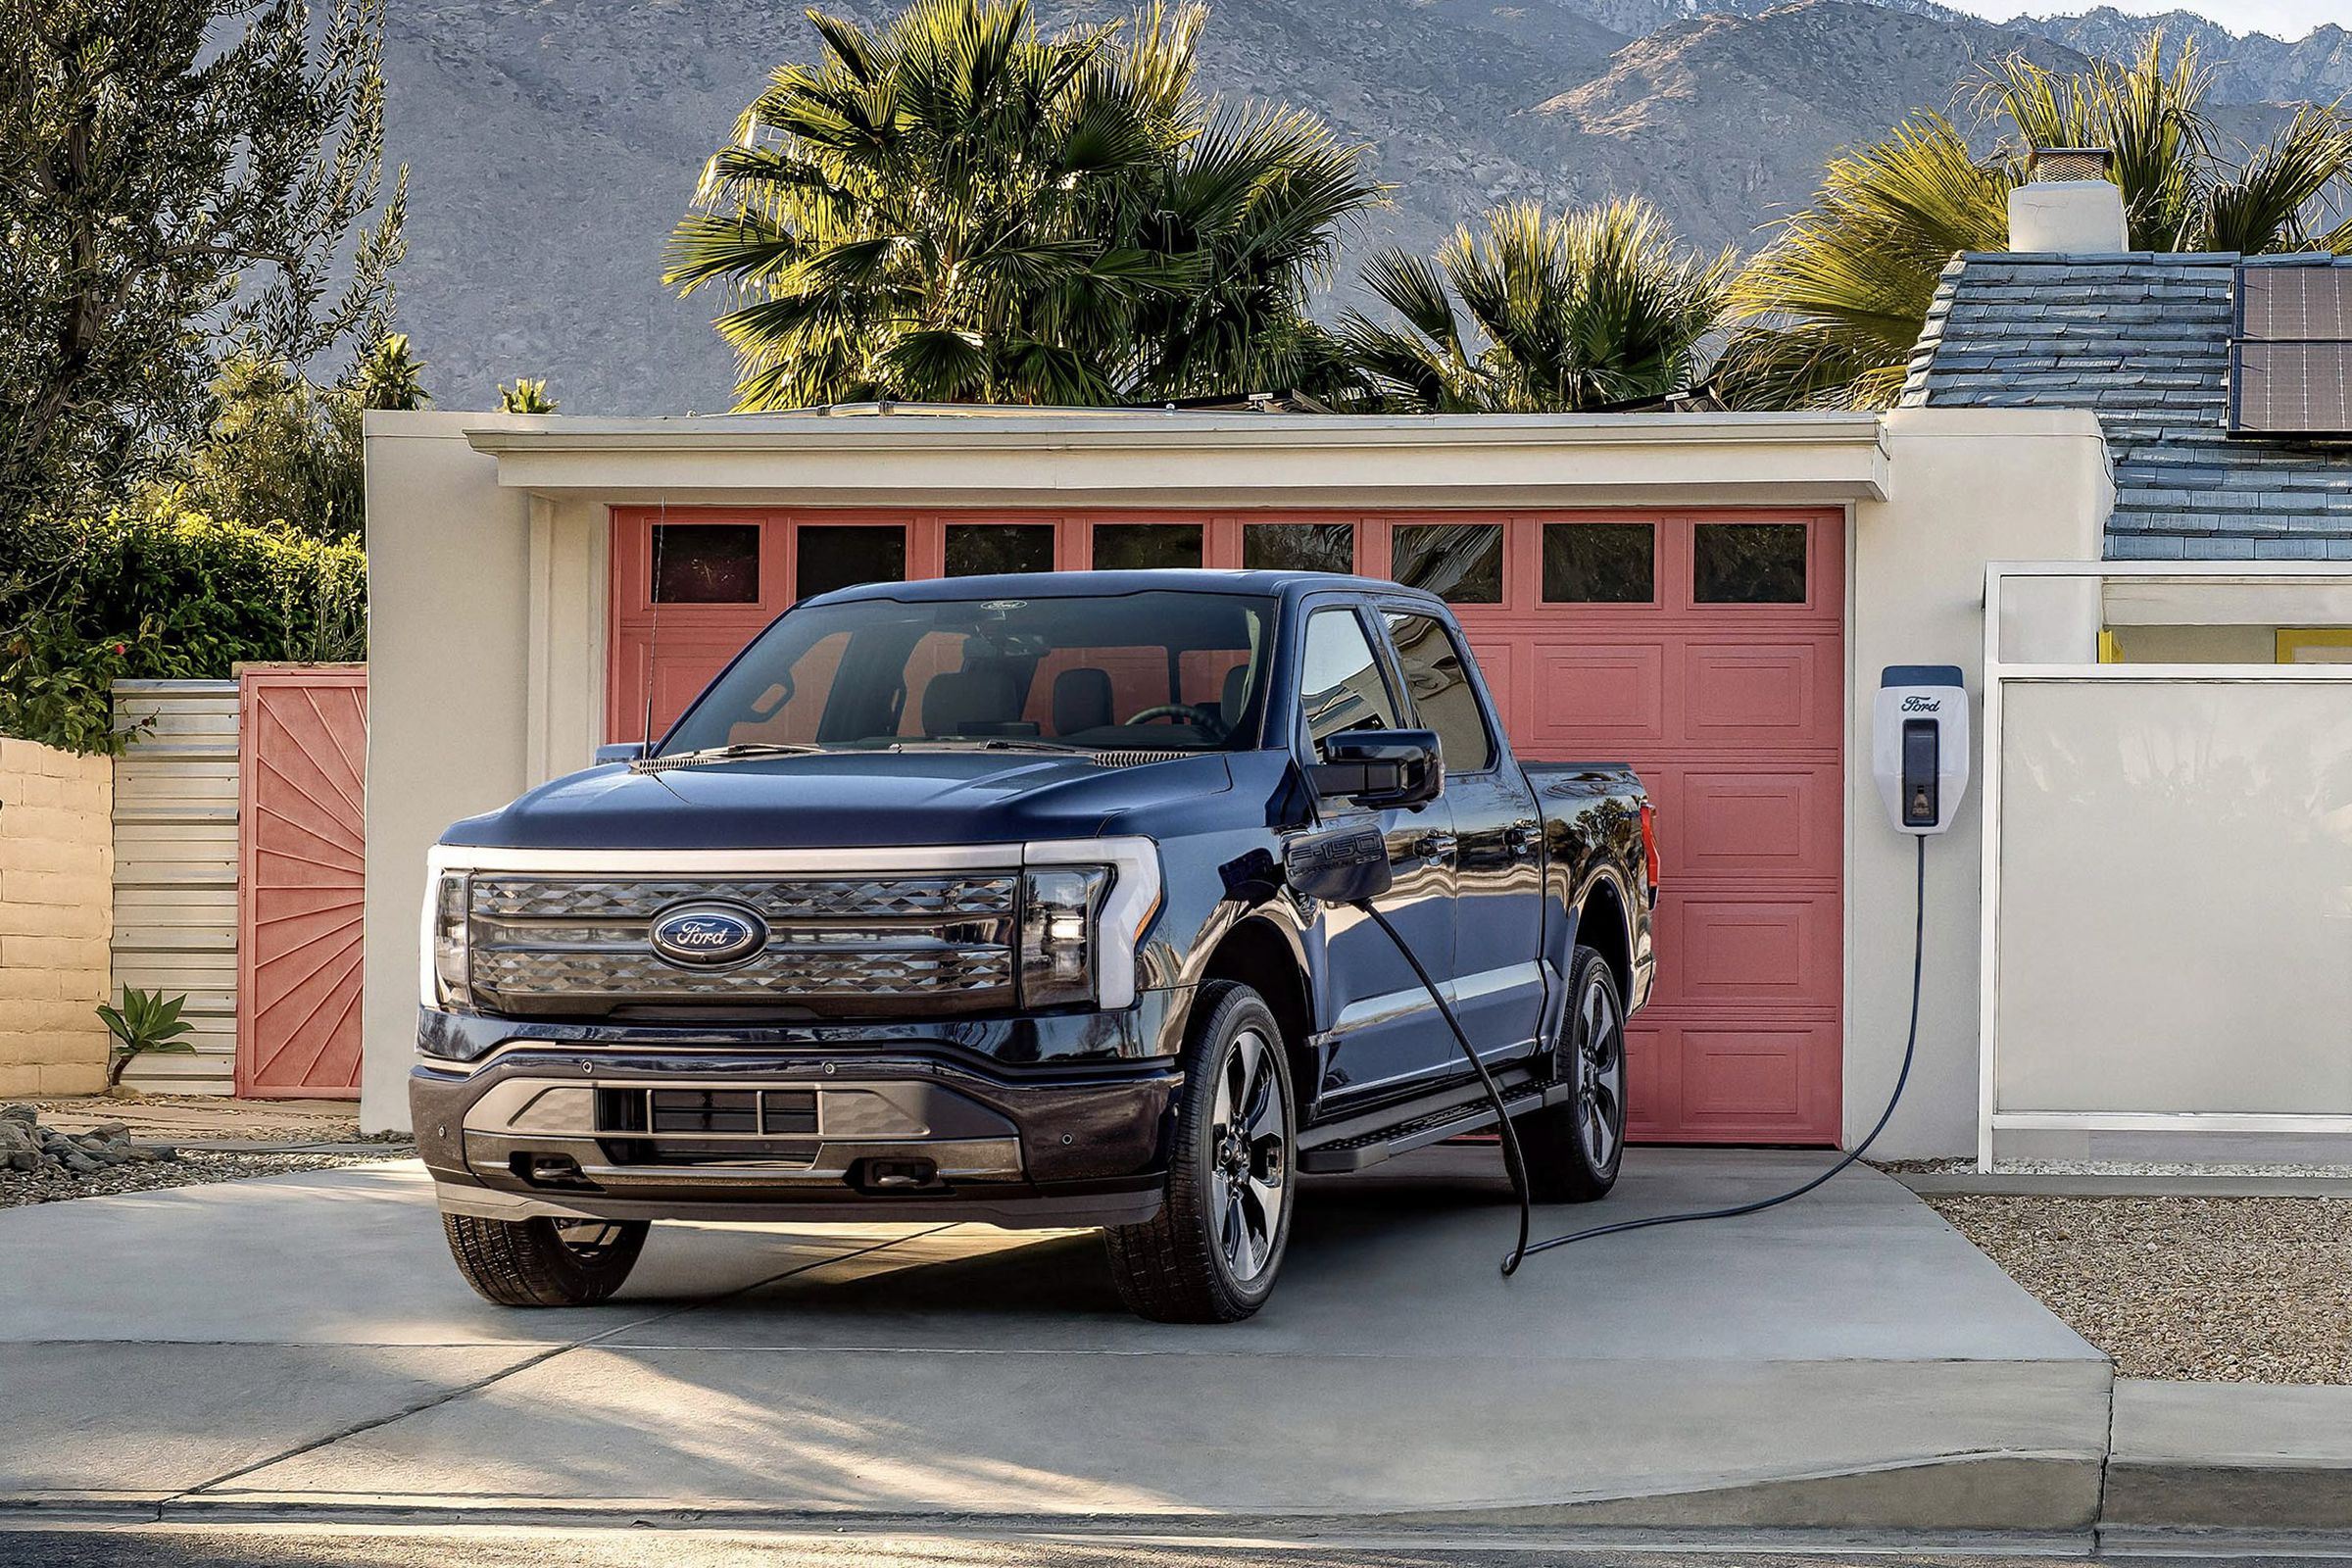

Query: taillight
<box><xmin>1639</xmin><ymin>802</ymin><xmax>1660</xmax><ymax>894</ymax></box>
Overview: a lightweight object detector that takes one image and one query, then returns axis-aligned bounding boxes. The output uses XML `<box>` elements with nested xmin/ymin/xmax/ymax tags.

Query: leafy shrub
<box><xmin>98</xmin><ymin>988</ymin><xmax>198</xmax><ymax>1089</ymax></box>
<box><xmin>0</xmin><ymin>509</ymin><xmax>366</xmax><ymax>755</ymax></box>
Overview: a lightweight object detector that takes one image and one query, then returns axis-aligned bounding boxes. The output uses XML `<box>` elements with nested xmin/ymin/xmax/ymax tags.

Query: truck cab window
<box><xmin>1298</xmin><ymin>610</ymin><xmax>1401</xmax><ymax>750</ymax></box>
<box><xmin>1386</xmin><ymin>612</ymin><xmax>1493</xmax><ymax>772</ymax></box>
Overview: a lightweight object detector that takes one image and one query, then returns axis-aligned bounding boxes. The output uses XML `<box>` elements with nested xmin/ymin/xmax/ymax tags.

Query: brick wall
<box><xmin>0</xmin><ymin>739</ymin><xmax>115</xmax><ymax>1097</ymax></box>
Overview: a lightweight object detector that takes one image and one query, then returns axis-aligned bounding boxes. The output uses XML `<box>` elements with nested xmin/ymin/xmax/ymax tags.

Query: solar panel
<box><xmin>2229</xmin><ymin>263</ymin><xmax>2352</xmax><ymax>438</ymax></box>
<box><xmin>2231</xmin><ymin>341</ymin><xmax>2352</xmax><ymax>437</ymax></box>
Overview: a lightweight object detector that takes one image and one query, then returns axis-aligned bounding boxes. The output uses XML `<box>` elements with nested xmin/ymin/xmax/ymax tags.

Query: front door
<box><xmin>1295</xmin><ymin>604</ymin><xmax>1460</xmax><ymax>1109</ymax></box>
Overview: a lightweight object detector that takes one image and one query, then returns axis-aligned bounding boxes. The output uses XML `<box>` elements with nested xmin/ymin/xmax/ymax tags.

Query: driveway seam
<box><xmin>157</xmin><ymin>1224</ymin><xmax>960</xmax><ymax>1507</ymax></box>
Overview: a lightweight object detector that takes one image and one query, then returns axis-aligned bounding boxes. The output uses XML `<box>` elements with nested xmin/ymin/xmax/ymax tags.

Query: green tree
<box><xmin>170</xmin><ymin>354</ymin><xmax>365</xmax><ymax>538</ymax></box>
<box><xmin>0</xmin><ymin>0</ymin><xmax>405</xmax><ymax>522</ymax></box>
<box><xmin>1724</xmin><ymin>35</ymin><xmax>2352</xmax><ymax>410</ymax></box>
<box><xmin>1340</xmin><ymin>198</ymin><xmax>1733</xmax><ymax>413</ymax></box>
<box><xmin>663</xmin><ymin>0</ymin><xmax>1383</xmax><ymax>409</ymax></box>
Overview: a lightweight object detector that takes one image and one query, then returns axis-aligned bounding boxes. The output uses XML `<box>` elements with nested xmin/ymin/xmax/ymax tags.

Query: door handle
<box><xmin>1411</xmin><ymin>831</ymin><xmax>1457</xmax><ymax>863</ymax></box>
<box><xmin>1505</xmin><ymin>821</ymin><xmax>1543</xmax><ymax>858</ymax></box>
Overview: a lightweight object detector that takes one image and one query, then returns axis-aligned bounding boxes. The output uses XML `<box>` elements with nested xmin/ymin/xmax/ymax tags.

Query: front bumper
<box><xmin>411</xmin><ymin>1038</ymin><xmax>1182</xmax><ymax>1230</ymax></box>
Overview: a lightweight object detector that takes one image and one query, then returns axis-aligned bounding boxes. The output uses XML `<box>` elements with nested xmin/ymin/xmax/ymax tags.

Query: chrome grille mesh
<box><xmin>466</xmin><ymin>873</ymin><xmax>1018</xmax><ymax>1016</ymax></box>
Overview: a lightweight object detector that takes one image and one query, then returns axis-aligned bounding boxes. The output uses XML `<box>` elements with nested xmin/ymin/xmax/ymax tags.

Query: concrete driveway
<box><xmin>0</xmin><ymin>1148</ymin><xmax>2108</xmax><ymax>1531</ymax></box>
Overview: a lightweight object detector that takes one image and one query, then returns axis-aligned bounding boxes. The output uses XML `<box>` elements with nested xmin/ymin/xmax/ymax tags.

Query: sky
<box><xmin>1941</xmin><ymin>1</ymin><xmax>2347</xmax><ymax>39</ymax></box>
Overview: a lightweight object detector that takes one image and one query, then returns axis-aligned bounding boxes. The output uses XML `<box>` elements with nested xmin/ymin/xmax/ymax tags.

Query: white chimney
<box><xmin>2008</xmin><ymin>146</ymin><xmax>2128</xmax><ymax>253</ymax></box>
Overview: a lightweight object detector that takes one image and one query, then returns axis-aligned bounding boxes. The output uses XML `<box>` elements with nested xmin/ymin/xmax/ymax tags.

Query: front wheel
<box><xmin>441</xmin><ymin>1212</ymin><xmax>649</xmax><ymax>1306</ymax></box>
<box><xmin>1518</xmin><ymin>945</ymin><xmax>1629</xmax><ymax>1203</ymax></box>
<box><xmin>1104</xmin><ymin>980</ymin><xmax>1295</xmax><ymax>1323</ymax></box>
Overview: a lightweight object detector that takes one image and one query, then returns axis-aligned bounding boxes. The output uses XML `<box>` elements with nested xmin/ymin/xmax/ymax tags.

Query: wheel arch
<box><xmin>1198</xmin><ymin>915</ymin><xmax>1315</xmax><ymax>1103</ymax></box>
<box><xmin>1572</xmin><ymin>871</ymin><xmax>1636</xmax><ymax>1009</ymax></box>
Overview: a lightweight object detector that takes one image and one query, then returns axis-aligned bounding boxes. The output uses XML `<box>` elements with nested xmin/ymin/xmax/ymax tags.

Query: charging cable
<box><xmin>1359</xmin><ymin>833</ymin><xmax>1927</xmax><ymax>1274</ymax></box>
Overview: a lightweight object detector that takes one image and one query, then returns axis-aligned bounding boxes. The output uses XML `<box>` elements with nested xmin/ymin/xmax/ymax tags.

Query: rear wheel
<box><xmin>1105</xmin><ymin>980</ymin><xmax>1295</xmax><ymax>1323</ymax></box>
<box><xmin>1519</xmin><ymin>945</ymin><xmax>1628</xmax><ymax>1203</ymax></box>
<box><xmin>441</xmin><ymin>1212</ymin><xmax>650</xmax><ymax>1306</ymax></box>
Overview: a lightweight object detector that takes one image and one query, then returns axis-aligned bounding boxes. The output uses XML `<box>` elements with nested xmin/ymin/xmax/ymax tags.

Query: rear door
<box><xmin>1382</xmin><ymin>607</ymin><xmax>1546</xmax><ymax>1069</ymax></box>
<box><xmin>1296</xmin><ymin>603</ymin><xmax>1461</xmax><ymax>1108</ymax></box>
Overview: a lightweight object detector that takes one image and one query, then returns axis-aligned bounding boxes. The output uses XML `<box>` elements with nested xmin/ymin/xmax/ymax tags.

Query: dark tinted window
<box><xmin>1298</xmin><ymin>610</ymin><xmax>1401</xmax><ymax>749</ymax></box>
<box><xmin>1386</xmin><ymin>612</ymin><xmax>1493</xmax><ymax>772</ymax></box>
<box><xmin>1393</xmin><ymin>523</ymin><xmax>1503</xmax><ymax>604</ymax></box>
<box><xmin>1245</xmin><ymin>522</ymin><xmax>1354</xmax><ymax>574</ymax></box>
<box><xmin>797</xmin><ymin>526</ymin><xmax>906</xmax><ymax>600</ymax></box>
<box><xmin>1093</xmin><ymin>522</ymin><xmax>1201</xmax><ymax>570</ymax></box>
<box><xmin>653</xmin><ymin>524</ymin><xmax>759</xmax><ymax>604</ymax></box>
<box><xmin>1543</xmin><ymin>523</ymin><xmax>1654</xmax><ymax>604</ymax></box>
<box><xmin>946</xmin><ymin>523</ymin><xmax>1054</xmax><ymax>576</ymax></box>
<box><xmin>1693</xmin><ymin>522</ymin><xmax>1807</xmax><ymax>604</ymax></box>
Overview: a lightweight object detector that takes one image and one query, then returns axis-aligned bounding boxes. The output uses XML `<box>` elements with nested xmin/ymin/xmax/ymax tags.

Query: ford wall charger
<box><xmin>1873</xmin><ymin>665</ymin><xmax>1971</xmax><ymax>836</ymax></box>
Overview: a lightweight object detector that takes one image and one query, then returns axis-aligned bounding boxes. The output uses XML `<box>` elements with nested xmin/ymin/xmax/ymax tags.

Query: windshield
<box><xmin>660</xmin><ymin>590</ymin><xmax>1275</xmax><ymax>757</ymax></box>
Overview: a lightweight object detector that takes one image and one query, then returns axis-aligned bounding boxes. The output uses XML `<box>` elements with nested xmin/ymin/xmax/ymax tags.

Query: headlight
<box><xmin>1018</xmin><ymin>866</ymin><xmax>1108</xmax><ymax>1007</ymax></box>
<box><xmin>430</xmin><ymin>870</ymin><xmax>473</xmax><ymax>1011</ymax></box>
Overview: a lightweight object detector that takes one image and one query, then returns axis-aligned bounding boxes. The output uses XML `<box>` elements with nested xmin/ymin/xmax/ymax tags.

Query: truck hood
<box><xmin>440</xmin><ymin>750</ymin><xmax>1237</xmax><ymax>851</ymax></box>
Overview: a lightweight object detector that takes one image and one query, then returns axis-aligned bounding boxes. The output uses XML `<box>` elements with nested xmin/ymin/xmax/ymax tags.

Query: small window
<box><xmin>653</xmin><ymin>524</ymin><xmax>760</xmax><ymax>604</ymax></box>
<box><xmin>946</xmin><ymin>523</ymin><xmax>1054</xmax><ymax>577</ymax></box>
<box><xmin>1245</xmin><ymin>522</ymin><xmax>1355</xmax><ymax>574</ymax></box>
<box><xmin>1386</xmin><ymin>612</ymin><xmax>1493</xmax><ymax>772</ymax></box>
<box><xmin>1393</xmin><ymin>523</ymin><xmax>1503</xmax><ymax>604</ymax></box>
<box><xmin>1693</xmin><ymin>522</ymin><xmax>1807</xmax><ymax>604</ymax></box>
<box><xmin>1543</xmin><ymin>523</ymin><xmax>1653</xmax><ymax>604</ymax></box>
<box><xmin>797</xmin><ymin>525</ymin><xmax>906</xmax><ymax>600</ymax></box>
<box><xmin>1298</xmin><ymin>610</ymin><xmax>1402</xmax><ymax>749</ymax></box>
<box><xmin>1093</xmin><ymin>522</ymin><xmax>1202</xmax><ymax>571</ymax></box>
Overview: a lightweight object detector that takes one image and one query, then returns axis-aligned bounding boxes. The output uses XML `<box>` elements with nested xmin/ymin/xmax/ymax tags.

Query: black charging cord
<box><xmin>1357</xmin><ymin>902</ymin><xmax>1534</xmax><ymax>1275</ymax></box>
<box><xmin>1356</xmin><ymin>833</ymin><xmax>1927</xmax><ymax>1274</ymax></box>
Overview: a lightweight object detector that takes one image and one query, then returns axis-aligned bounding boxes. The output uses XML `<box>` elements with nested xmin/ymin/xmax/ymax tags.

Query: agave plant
<box><xmin>1724</xmin><ymin>32</ymin><xmax>2352</xmax><ymax>410</ymax></box>
<box><xmin>97</xmin><ymin>987</ymin><xmax>196</xmax><ymax>1090</ymax></box>
<box><xmin>663</xmin><ymin>0</ymin><xmax>1382</xmax><ymax>409</ymax></box>
<box><xmin>1340</xmin><ymin>198</ymin><xmax>1735</xmax><ymax>414</ymax></box>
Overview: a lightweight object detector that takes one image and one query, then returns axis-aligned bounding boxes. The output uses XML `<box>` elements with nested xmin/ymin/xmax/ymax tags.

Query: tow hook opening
<box><xmin>855</xmin><ymin>1156</ymin><xmax>943</xmax><ymax>1194</ymax></box>
<box><xmin>513</xmin><ymin>1152</ymin><xmax>601</xmax><ymax>1192</ymax></box>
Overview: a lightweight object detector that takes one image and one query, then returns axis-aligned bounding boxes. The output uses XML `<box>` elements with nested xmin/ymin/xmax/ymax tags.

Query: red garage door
<box><xmin>610</xmin><ymin>507</ymin><xmax>1843</xmax><ymax>1144</ymax></box>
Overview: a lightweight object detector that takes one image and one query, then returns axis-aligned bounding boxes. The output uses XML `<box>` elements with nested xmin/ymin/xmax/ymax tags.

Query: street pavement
<box><xmin>0</xmin><ymin>1144</ymin><xmax>2116</xmax><ymax>1531</ymax></box>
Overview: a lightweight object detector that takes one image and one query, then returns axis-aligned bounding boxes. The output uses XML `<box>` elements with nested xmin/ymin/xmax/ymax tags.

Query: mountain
<box><xmin>381</xmin><ymin>0</ymin><xmax>2346</xmax><ymax>416</ymax></box>
<box><xmin>2008</xmin><ymin>10</ymin><xmax>2352</xmax><ymax>105</ymax></box>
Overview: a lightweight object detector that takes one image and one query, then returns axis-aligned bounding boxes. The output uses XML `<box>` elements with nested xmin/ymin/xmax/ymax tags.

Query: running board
<box><xmin>1296</xmin><ymin>1079</ymin><xmax>1573</xmax><ymax>1173</ymax></box>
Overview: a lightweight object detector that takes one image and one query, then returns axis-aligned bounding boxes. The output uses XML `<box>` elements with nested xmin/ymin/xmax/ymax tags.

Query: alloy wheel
<box><xmin>1575</xmin><ymin>972</ymin><xmax>1627</xmax><ymax>1171</ymax></box>
<box><xmin>1206</xmin><ymin>1025</ymin><xmax>1288</xmax><ymax>1284</ymax></box>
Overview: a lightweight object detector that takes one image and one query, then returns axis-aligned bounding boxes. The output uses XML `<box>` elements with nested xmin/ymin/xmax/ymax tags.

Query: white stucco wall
<box><xmin>359</xmin><ymin>406</ymin><xmax>2113</xmax><ymax>1153</ymax></box>
<box><xmin>1841</xmin><ymin>408</ymin><xmax>2111</xmax><ymax>1156</ymax></box>
<box><xmin>359</xmin><ymin>413</ymin><xmax>539</xmax><ymax>1131</ymax></box>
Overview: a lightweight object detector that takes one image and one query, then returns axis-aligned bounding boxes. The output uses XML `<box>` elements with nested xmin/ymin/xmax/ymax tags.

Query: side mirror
<box><xmin>1283</xmin><ymin>820</ymin><xmax>1395</xmax><ymax>905</ymax></box>
<box><xmin>595</xmin><ymin>741</ymin><xmax>649</xmax><ymax>765</ymax></box>
<box><xmin>1306</xmin><ymin>729</ymin><xmax>1442</xmax><ymax>810</ymax></box>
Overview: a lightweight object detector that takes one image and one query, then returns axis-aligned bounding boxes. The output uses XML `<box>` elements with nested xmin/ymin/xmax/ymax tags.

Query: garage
<box><xmin>605</xmin><ymin>504</ymin><xmax>1844</xmax><ymax>1146</ymax></box>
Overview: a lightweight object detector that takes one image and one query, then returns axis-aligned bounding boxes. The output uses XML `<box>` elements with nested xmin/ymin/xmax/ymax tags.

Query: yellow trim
<box><xmin>2276</xmin><ymin>627</ymin><xmax>2352</xmax><ymax>663</ymax></box>
<box><xmin>2097</xmin><ymin>628</ymin><xmax>2121</xmax><ymax>663</ymax></box>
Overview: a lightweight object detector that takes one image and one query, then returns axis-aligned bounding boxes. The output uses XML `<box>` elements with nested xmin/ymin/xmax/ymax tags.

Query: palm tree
<box><xmin>662</xmin><ymin>0</ymin><xmax>1382</xmax><ymax>409</ymax></box>
<box><xmin>1339</xmin><ymin>198</ymin><xmax>1733</xmax><ymax>414</ymax></box>
<box><xmin>1724</xmin><ymin>33</ymin><xmax>2352</xmax><ymax>410</ymax></box>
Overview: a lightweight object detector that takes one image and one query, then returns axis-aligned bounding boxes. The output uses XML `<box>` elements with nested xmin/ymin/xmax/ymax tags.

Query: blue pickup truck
<box><xmin>414</xmin><ymin>570</ymin><xmax>1655</xmax><ymax>1321</ymax></box>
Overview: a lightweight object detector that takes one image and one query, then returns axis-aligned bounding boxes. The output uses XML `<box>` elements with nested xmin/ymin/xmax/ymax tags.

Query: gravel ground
<box><xmin>0</xmin><ymin>1150</ymin><xmax>410</xmax><ymax>1209</ymax></box>
<box><xmin>1891</xmin><ymin>1156</ymin><xmax>2352</xmax><ymax>1178</ymax></box>
<box><xmin>1931</xmin><ymin>1194</ymin><xmax>2352</xmax><ymax>1384</ymax></box>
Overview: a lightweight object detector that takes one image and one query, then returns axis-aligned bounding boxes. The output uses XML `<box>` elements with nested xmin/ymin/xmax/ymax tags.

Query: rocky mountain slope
<box><xmin>382</xmin><ymin>0</ymin><xmax>2345</xmax><ymax>415</ymax></box>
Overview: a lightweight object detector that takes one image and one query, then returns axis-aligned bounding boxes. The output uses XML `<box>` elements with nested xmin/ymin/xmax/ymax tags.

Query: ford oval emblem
<box><xmin>648</xmin><ymin>903</ymin><xmax>767</xmax><ymax>968</ymax></box>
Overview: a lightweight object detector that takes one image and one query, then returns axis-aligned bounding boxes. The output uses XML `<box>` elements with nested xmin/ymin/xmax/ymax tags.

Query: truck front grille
<box><xmin>466</xmin><ymin>873</ymin><xmax>1018</xmax><ymax>1020</ymax></box>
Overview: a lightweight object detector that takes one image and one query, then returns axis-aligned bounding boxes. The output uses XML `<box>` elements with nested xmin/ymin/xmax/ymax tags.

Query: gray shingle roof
<box><xmin>1898</xmin><ymin>251</ymin><xmax>2352</xmax><ymax>560</ymax></box>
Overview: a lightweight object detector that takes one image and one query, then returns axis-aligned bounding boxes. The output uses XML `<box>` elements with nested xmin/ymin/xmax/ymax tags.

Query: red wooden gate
<box><xmin>608</xmin><ymin>508</ymin><xmax>1844</xmax><ymax>1143</ymax></box>
<box><xmin>236</xmin><ymin>667</ymin><xmax>368</xmax><ymax>1098</ymax></box>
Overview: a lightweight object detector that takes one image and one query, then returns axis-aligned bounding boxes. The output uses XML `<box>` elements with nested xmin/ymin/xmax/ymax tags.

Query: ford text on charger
<box><xmin>415</xmin><ymin>570</ymin><xmax>1655</xmax><ymax>1321</ymax></box>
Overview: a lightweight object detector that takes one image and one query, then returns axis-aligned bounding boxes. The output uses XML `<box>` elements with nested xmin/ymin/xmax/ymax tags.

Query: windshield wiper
<box><xmin>632</xmin><ymin>742</ymin><xmax>827</xmax><ymax>771</ymax></box>
<box><xmin>886</xmin><ymin>738</ymin><xmax>1090</xmax><ymax>756</ymax></box>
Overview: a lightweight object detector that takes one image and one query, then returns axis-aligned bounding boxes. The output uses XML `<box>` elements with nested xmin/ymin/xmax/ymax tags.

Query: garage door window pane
<box><xmin>653</xmin><ymin>524</ymin><xmax>760</xmax><ymax>604</ymax></box>
<box><xmin>1693</xmin><ymin>522</ymin><xmax>1807</xmax><ymax>604</ymax></box>
<box><xmin>1093</xmin><ymin>522</ymin><xmax>1201</xmax><ymax>570</ymax></box>
<box><xmin>1245</xmin><ymin>522</ymin><xmax>1355</xmax><ymax>574</ymax></box>
<box><xmin>946</xmin><ymin>523</ymin><xmax>1054</xmax><ymax>576</ymax></box>
<box><xmin>797</xmin><ymin>526</ymin><xmax>906</xmax><ymax>600</ymax></box>
<box><xmin>1393</xmin><ymin>523</ymin><xmax>1503</xmax><ymax>604</ymax></box>
<box><xmin>1386</xmin><ymin>612</ymin><xmax>1494</xmax><ymax>772</ymax></box>
<box><xmin>1543</xmin><ymin>523</ymin><xmax>1653</xmax><ymax>603</ymax></box>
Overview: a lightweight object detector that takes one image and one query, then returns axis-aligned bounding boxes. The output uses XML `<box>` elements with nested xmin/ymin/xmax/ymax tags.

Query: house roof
<box><xmin>1898</xmin><ymin>251</ymin><xmax>2352</xmax><ymax>561</ymax></box>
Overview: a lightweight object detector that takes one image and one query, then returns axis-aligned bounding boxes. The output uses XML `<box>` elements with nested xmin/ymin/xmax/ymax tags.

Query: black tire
<box><xmin>1518</xmin><ymin>945</ymin><xmax>1629</xmax><ymax>1203</ymax></box>
<box><xmin>1104</xmin><ymin>980</ymin><xmax>1296</xmax><ymax>1324</ymax></box>
<box><xmin>441</xmin><ymin>1212</ymin><xmax>650</xmax><ymax>1307</ymax></box>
